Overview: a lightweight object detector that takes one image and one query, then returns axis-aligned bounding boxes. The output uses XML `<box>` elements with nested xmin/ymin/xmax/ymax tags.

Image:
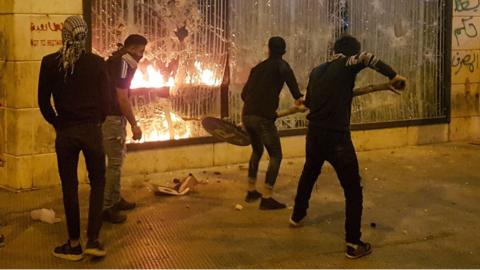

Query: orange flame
<box><xmin>128</xmin><ymin>61</ymin><xmax>220</xmax><ymax>143</ymax></box>
<box><xmin>130</xmin><ymin>65</ymin><xmax>174</xmax><ymax>89</ymax></box>
<box><xmin>127</xmin><ymin>111</ymin><xmax>192</xmax><ymax>143</ymax></box>
<box><xmin>130</xmin><ymin>62</ymin><xmax>220</xmax><ymax>89</ymax></box>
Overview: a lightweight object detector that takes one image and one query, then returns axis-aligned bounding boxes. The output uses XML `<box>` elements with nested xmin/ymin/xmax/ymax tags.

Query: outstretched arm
<box><xmin>348</xmin><ymin>52</ymin><xmax>407</xmax><ymax>94</ymax></box>
<box><xmin>280</xmin><ymin>62</ymin><xmax>304</xmax><ymax>104</ymax></box>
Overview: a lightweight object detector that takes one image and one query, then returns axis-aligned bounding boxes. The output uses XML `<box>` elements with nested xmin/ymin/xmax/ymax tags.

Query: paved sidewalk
<box><xmin>0</xmin><ymin>142</ymin><xmax>479</xmax><ymax>268</ymax></box>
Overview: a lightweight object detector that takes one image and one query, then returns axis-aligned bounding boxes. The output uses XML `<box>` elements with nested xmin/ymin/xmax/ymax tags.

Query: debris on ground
<box><xmin>0</xmin><ymin>234</ymin><xmax>5</xmax><ymax>247</ymax></box>
<box><xmin>152</xmin><ymin>174</ymin><xmax>202</xmax><ymax>196</ymax></box>
<box><xmin>402</xmin><ymin>230</ymin><xmax>408</xmax><ymax>235</ymax></box>
<box><xmin>214</xmin><ymin>171</ymin><xmax>222</xmax><ymax>175</ymax></box>
<box><xmin>235</xmin><ymin>204</ymin><xmax>243</xmax><ymax>211</ymax></box>
<box><xmin>370</xmin><ymin>222</ymin><xmax>377</xmax><ymax>228</ymax></box>
<box><xmin>30</xmin><ymin>208</ymin><xmax>61</xmax><ymax>224</ymax></box>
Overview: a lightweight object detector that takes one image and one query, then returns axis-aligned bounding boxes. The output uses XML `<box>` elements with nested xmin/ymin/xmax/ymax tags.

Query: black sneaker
<box><xmin>289</xmin><ymin>209</ymin><xmax>306</xmax><ymax>227</ymax></box>
<box><xmin>114</xmin><ymin>197</ymin><xmax>136</xmax><ymax>211</ymax></box>
<box><xmin>52</xmin><ymin>241</ymin><xmax>83</xmax><ymax>261</ymax></box>
<box><xmin>245</xmin><ymin>190</ymin><xmax>262</xmax><ymax>203</ymax></box>
<box><xmin>84</xmin><ymin>240</ymin><xmax>106</xmax><ymax>257</ymax></box>
<box><xmin>103</xmin><ymin>207</ymin><xmax>127</xmax><ymax>224</ymax></box>
<box><xmin>345</xmin><ymin>241</ymin><xmax>372</xmax><ymax>259</ymax></box>
<box><xmin>259</xmin><ymin>197</ymin><xmax>286</xmax><ymax>210</ymax></box>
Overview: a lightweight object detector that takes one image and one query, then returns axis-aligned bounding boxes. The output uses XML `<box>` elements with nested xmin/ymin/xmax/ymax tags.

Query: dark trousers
<box><xmin>293</xmin><ymin>126</ymin><xmax>363</xmax><ymax>243</ymax></box>
<box><xmin>55</xmin><ymin>123</ymin><xmax>106</xmax><ymax>241</ymax></box>
<box><xmin>242</xmin><ymin>115</ymin><xmax>282</xmax><ymax>188</ymax></box>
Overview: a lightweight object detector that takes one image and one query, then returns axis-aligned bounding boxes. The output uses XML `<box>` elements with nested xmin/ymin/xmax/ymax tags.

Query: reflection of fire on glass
<box><xmin>92</xmin><ymin>0</ymin><xmax>228</xmax><ymax>143</ymax></box>
<box><xmin>126</xmin><ymin>61</ymin><xmax>223</xmax><ymax>144</ymax></box>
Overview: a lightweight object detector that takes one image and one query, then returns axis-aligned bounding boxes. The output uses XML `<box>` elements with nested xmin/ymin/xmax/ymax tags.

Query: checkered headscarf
<box><xmin>59</xmin><ymin>16</ymin><xmax>88</xmax><ymax>75</ymax></box>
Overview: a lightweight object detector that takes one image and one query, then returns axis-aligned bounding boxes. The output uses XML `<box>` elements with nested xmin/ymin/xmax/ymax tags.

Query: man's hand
<box><xmin>131</xmin><ymin>124</ymin><xmax>142</xmax><ymax>141</ymax></box>
<box><xmin>390</xmin><ymin>75</ymin><xmax>407</xmax><ymax>90</ymax></box>
<box><xmin>294</xmin><ymin>97</ymin><xmax>305</xmax><ymax>107</ymax></box>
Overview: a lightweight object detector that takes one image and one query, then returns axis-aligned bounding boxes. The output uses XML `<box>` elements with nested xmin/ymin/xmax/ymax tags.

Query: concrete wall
<box><xmin>0</xmin><ymin>0</ymin><xmax>84</xmax><ymax>190</ymax></box>
<box><xmin>450</xmin><ymin>2</ymin><xmax>480</xmax><ymax>141</ymax></box>
<box><xmin>0</xmin><ymin>1</ymin><xmax>479</xmax><ymax>190</ymax></box>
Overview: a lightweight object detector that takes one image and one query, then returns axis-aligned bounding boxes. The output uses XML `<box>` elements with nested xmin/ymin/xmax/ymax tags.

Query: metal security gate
<box><xmin>228</xmin><ymin>0</ymin><xmax>451</xmax><ymax>132</ymax></box>
<box><xmin>84</xmin><ymin>0</ymin><xmax>451</xmax><ymax>145</ymax></box>
<box><xmin>88</xmin><ymin>0</ymin><xmax>228</xmax><ymax>144</ymax></box>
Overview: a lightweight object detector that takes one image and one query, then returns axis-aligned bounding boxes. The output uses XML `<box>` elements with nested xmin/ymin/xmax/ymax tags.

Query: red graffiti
<box><xmin>30</xmin><ymin>21</ymin><xmax>63</xmax><ymax>32</ymax></box>
<box><xmin>31</xmin><ymin>39</ymin><xmax>63</xmax><ymax>47</ymax></box>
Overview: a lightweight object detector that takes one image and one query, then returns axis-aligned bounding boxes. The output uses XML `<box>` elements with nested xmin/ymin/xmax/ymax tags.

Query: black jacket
<box><xmin>241</xmin><ymin>56</ymin><xmax>303</xmax><ymax>120</ymax></box>
<box><xmin>305</xmin><ymin>52</ymin><xmax>397</xmax><ymax>131</ymax></box>
<box><xmin>38</xmin><ymin>52</ymin><xmax>110</xmax><ymax>129</ymax></box>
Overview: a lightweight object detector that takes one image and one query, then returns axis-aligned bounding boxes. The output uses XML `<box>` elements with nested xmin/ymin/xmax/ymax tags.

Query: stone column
<box><xmin>0</xmin><ymin>0</ymin><xmax>84</xmax><ymax>190</ymax></box>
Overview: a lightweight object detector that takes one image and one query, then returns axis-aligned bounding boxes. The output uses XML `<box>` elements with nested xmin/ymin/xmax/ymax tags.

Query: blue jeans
<box><xmin>102</xmin><ymin>116</ymin><xmax>127</xmax><ymax>209</ymax></box>
<box><xmin>242</xmin><ymin>115</ymin><xmax>283</xmax><ymax>189</ymax></box>
<box><xmin>293</xmin><ymin>126</ymin><xmax>363</xmax><ymax>243</ymax></box>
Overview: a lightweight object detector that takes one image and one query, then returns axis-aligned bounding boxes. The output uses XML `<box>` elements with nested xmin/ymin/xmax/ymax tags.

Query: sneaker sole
<box><xmin>289</xmin><ymin>218</ymin><xmax>304</xmax><ymax>227</ymax></box>
<box><xmin>102</xmin><ymin>215</ymin><xmax>127</xmax><ymax>224</ymax></box>
<box><xmin>103</xmin><ymin>218</ymin><xmax>127</xmax><ymax>224</ymax></box>
<box><xmin>84</xmin><ymin>248</ymin><xmax>107</xmax><ymax>257</ymax></box>
<box><xmin>52</xmin><ymin>251</ymin><xmax>84</xmax><ymax>261</ymax></box>
<box><xmin>345</xmin><ymin>249</ymin><xmax>372</xmax><ymax>259</ymax></box>
<box><xmin>259</xmin><ymin>206</ymin><xmax>286</xmax><ymax>210</ymax></box>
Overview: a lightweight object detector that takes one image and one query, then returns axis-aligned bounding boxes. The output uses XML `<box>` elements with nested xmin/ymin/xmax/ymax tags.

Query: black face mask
<box><xmin>131</xmin><ymin>53</ymin><xmax>143</xmax><ymax>62</ymax></box>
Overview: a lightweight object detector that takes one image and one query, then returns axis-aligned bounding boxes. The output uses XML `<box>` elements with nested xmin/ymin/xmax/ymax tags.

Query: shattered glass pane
<box><xmin>228</xmin><ymin>0</ymin><xmax>447</xmax><ymax>129</ymax></box>
<box><xmin>92</xmin><ymin>0</ymin><xmax>228</xmax><ymax>143</ymax></box>
<box><xmin>92</xmin><ymin>0</ymin><xmax>447</xmax><ymax>143</ymax></box>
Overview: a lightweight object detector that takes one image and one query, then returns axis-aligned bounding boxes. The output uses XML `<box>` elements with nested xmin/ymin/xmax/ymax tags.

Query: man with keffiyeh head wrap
<box><xmin>38</xmin><ymin>16</ymin><xmax>110</xmax><ymax>260</ymax></box>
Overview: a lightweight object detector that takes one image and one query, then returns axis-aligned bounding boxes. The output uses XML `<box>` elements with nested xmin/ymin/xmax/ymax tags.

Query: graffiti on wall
<box><xmin>452</xmin><ymin>0</ymin><xmax>480</xmax><ymax>116</ymax></box>
<box><xmin>30</xmin><ymin>18</ymin><xmax>64</xmax><ymax>48</ymax></box>
<box><xmin>452</xmin><ymin>50</ymin><xmax>479</xmax><ymax>77</ymax></box>
<box><xmin>454</xmin><ymin>0</ymin><xmax>480</xmax><ymax>12</ymax></box>
<box><xmin>453</xmin><ymin>16</ymin><xmax>478</xmax><ymax>47</ymax></box>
